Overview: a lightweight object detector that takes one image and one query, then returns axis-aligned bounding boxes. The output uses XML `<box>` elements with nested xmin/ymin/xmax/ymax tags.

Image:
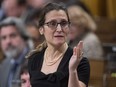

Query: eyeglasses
<box><xmin>44</xmin><ymin>20</ymin><xmax>70</xmax><ymax>30</ymax></box>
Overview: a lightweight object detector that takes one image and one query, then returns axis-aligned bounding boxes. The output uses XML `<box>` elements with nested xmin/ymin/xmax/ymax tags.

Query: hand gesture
<box><xmin>69</xmin><ymin>41</ymin><xmax>83</xmax><ymax>72</ymax></box>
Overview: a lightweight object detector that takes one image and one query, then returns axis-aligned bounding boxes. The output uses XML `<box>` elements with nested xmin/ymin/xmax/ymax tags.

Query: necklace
<box><xmin>44</xmin><ymin>50</ymin><xmax>64</xmax><ymax>66</ymax></box>
<box><xmin>44</xmin><ymin>43</ymin><xmax>68</xmax><ymax>66</ymax></box>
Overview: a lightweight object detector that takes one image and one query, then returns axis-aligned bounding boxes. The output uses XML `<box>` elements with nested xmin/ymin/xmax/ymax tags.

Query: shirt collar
<box><xmin>10</xmin><ymin>47</ymin><xmax>29</xmax><ymax>65</ymax></box>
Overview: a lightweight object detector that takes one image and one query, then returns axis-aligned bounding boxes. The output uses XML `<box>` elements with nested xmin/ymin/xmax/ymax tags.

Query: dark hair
<box><xmin>25</xmin><ymin>21</ymin><xmax>38</xmax><ymax>29</ymax></box>
<box><xmin>26</xmin><ymin>3</ymin><xmax>70</xmax><ymax>57</ymax></box>
<box><xmin>20</xmin><ymin>60</ymin><xmax>28</xmax><ymax>75</ymax></box>
<box><xmin>24</xmin><ymin>8</ymin><xmax>41</xmax><ymax>24</ymax></box>
<box><xmin>0</xmin><ymin>17</ymin><xmax>30</xmax><ymax>41</ymax></box>
<box><xmin>17</xmin><ymin>0</ymin><xmax>27</xmax><ymax>6</ymax></box>
<box><xmin>0</xmin><ymin>0</ymin><xmax>3</xmax><ymax>7</ymax></box>
<box><xmin>38</xmin><ymin>2</ymin><xmax>70</xmax><ymax>28</ymax></box>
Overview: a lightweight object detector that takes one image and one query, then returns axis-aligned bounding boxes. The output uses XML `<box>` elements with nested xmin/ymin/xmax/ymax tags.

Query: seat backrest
<box><xmin>107</xmin><ymin>53</ymin><xmax>116</xmax><ymax>72</ymax></box>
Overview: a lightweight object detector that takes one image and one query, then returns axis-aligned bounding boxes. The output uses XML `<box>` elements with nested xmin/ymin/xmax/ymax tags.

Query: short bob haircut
<box><xmin>0</xmin><ymin>17</ymin><xmax>30</xmax><ymax>41</ymax></box>
<box><xmin>68</xmin><ymin>5</ymin><xmax>96</xmax><ymax>32</ymax></box>
<box><xmin>38</xmin><ymin>2</ymin><xmax>70</xmax><ymax>28</ymax></box>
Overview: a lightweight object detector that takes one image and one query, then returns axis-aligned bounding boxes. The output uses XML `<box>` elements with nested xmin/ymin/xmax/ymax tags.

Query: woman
<box><xmin>68</xmin><ymin>5</ymin><xmax>104</xmax><ymax>59</ymax></box>
<box><xmin>27</xmin><ymin>3</ymin><xmax>90</xmax><ymax>87</ymax></box>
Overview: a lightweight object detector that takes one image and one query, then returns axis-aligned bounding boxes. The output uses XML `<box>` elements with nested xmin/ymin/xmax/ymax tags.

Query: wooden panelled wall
<box><xmin>82</xmin><ymin>0</ymin><xmax>116</xmax><ymax>20</ymax></box>
<box><xmin>95</xmin><ymin>18</ymin><xmax>116</xmax><ymax>44</ymax></box>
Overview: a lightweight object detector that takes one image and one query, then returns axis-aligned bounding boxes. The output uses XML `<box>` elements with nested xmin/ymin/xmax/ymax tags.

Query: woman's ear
<box><xmin>39</xmin><ymin>27</ymin><xmax>44</xmax><ymax>35</ymax></box>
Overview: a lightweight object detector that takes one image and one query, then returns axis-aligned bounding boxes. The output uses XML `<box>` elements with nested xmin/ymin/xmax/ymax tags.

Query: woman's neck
<box><xmin>45</xmin><ymin>43</ymin><xmax>68</xmax><ymax>60</ymax></box>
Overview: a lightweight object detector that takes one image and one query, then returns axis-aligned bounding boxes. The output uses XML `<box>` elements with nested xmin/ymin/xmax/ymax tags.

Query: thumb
<box><xmin>73</xmin><ymin>46</ymin><xmax>77</xmax><ymax>56</ymax></box>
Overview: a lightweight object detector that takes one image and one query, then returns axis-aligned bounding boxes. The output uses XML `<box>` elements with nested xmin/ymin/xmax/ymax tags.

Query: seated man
<box><xmin>0</xmin><ymin>17</ymin><xmax>33</xmax><ymax>87</ymax></box>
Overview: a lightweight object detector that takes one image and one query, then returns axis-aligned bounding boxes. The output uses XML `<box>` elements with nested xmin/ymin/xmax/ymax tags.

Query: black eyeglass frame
<box><xmin>44</xmin><ymin>20</ymin><xmax>71</xmax><ymax>30</ymax></box>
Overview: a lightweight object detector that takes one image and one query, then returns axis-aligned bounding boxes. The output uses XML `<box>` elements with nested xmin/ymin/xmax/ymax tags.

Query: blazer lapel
<box><xmin>0</xmin><ymin>58</ymin><xmax>12</xmax><ymax>87</ymax></box>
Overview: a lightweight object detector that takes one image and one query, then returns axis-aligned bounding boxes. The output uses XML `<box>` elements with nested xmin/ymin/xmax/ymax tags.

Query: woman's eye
<box><xmin>50</xmin><ymin>21</ymin><xmax>57</xmax><ymax>26</ymax></box>
<box><xmin>61</xmin><ymin>21</ymin><xmax>68</xmax><ymax>26</ymax></box>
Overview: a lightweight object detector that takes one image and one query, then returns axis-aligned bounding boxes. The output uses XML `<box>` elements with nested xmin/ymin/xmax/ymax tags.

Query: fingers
<box><xmin>73</xmin><ymin>41</ymin><xmax>83</xmax><ymax>59</ymax></box>
<box><xmin>77</xmin><ymin>41</ymin><xmax>83</xmax><ymax>59</ymax></box>
<box><xmin>73</xmin><ymin>46</ymin><xmax>80</xmax><ymax>58</ymax></box>
<box><xmin>77</xmin><ymin>41</ymin><xmax>83</xmax><ymax>51</ymax></box>
<box><xmin>77</xmin><ymin>47</ymin><xmax>80</xmax><ymax>59</ymax></box>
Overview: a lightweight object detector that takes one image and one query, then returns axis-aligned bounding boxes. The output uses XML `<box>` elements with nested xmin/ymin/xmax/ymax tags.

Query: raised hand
<box><xmin>69</xmin><ymin>41</ymin><xmax>83</xmax><ymax>72</ymax></box>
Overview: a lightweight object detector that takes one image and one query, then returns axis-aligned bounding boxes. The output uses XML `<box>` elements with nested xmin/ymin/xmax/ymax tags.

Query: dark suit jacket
<box><xmin>0</xmin><ymin>57</ymin><xmax>26</xmax><ymax>87</ymax></box>
<box><xmin>0</xmin><ymin>46</ymin><xmax>31</xmax><ymax>87</ymax></box>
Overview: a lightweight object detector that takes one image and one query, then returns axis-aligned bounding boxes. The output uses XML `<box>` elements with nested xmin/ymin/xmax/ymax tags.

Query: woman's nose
<box><xmin>56</xmin><ymin>24</ymin><xmax>62</xmax><ymax>31</ymax></box>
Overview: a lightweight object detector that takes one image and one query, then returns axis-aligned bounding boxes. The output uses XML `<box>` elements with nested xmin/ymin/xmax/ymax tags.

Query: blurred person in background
<box><xmin>0</xmin><ymin>17</ymin><xmax>33</xmax><ymax>87</ymax></box>
<box><xmin>0</xmin><ymin>0</ymin><xmax>3</xmax><ymax>18</ymax></box>
<box><xmin>26</xmin><ymin>22</ymin><xmax>44</xmax><ymax>48</ymax></box>
<box><xmin>0</xmin><ymin>0</ymin><xmax>4</xmax><ymax>62</ymax></box>
<box><xmin>53</xmin><ymin>0</ymin><xmax>75</xmax><ymax>7</ymax></box>
<box><xmin>0</xmin><ymin>0</ymin><xmax>27</xmax><ymax>21</ymax></box>
<box><xmin>23</xmin><ymin>0</ymin><xmax>52</xmax><ymax>22</ymax></box>
<box><xmin>24</xmin><ymin>9</ymin><xmax>41</xmax><ymax>24</ymax></box>
<box><xmin>26</xmin><ymin>0</ymin><xmax>53</xmax><ymax>9</ymax></box>
<box><xmin>24</xmin><ymin>9</ymin><xmax>44</xmax><ymax>48</ymax></box>
<box><xmin>0</xmin><ymin>0</ymin><xmax>3</xmax><ymax>7</ymax></box>
<box><xmin>0</xmin><ymin>47</ymin><xmax>4</xmax><ymax>62</ymax></box>
<box><xmin>68</xmin><ymin>5</ymin><xmax>104</xmax><ymax>59</ymax></box>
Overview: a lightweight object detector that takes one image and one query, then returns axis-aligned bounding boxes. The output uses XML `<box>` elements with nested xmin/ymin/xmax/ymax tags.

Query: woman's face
<box><xmin>40</xmin><ymin>10</ymin><xmax>70</xmax><ymax>47</ymax></box>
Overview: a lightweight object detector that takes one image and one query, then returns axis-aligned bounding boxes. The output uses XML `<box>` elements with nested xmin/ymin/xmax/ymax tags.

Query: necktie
<box><xmin>8</xmin><ymin>62</ymin><xmax>18</xmax><ymax>87</ymax></box>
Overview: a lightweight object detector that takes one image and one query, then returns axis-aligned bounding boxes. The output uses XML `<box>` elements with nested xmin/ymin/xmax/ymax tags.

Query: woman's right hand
<box><xmin>69</xmin><ymin>41</ymin><xmax>83</xmax><ymax>72</ymax></box>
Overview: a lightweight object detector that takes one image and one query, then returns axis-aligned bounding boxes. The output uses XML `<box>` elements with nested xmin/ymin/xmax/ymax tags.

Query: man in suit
<box><xmin>0</xmin><ymin>17</ymin><xmax>34</xmax><ymax>87</ymax></box>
